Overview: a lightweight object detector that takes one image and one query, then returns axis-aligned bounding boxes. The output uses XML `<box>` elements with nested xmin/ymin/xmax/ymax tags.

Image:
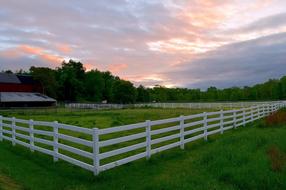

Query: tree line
<box><xmin>5</xmin><ymin>60</ymin><xmax>286</xmax><ymax>103</ymax></box>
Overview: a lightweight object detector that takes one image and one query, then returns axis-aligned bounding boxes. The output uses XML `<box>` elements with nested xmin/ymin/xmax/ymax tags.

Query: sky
<box><xmin>1</xmin><ymin>0</ymin><xmax>286</xmax><ymax>89</ymax></box>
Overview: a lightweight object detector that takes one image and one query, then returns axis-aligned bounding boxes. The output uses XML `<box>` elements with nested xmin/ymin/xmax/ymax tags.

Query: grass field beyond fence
<box><xmin>1</xmin><ymin>109</ymin><xmax>286</xmax><ymax>189</ymax></box>
<box><xmin>0</xmin><ymin>103</ymin><xmax>283</xmax><ymax>176</ymax></box>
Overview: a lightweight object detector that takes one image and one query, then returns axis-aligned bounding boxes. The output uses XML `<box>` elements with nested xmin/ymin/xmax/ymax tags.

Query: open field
<box><xmin>1</xmin><ymin>107</ymin><xmax>286</xmax><ymax>190</ymax></box>
<box><xmin>0</xmin><ymin>107</ymin><xmax>217</xmax><ymax>129</ymax></box>
<box><xmin>0</xmin><ymin>107</ymin><xmax>222</xmax><ymax>170</ymax></box>
<box><xmin>1</xmin><ymin>117</ymin><xmax>286</xmax><ymax>189</ymax></box>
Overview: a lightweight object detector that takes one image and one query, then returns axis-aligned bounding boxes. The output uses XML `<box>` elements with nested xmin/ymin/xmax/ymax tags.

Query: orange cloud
<box><xmin>176</xmin><ymin>0</ymin><xmax>229</xmax><ymax>29</ymax></box>
<box><xmin>40</xmin><ymin>53</ymin><xmax>62</xmax><ymax>63</ymax></box>
<box><xmin>0</xmin><ymin>48</ymin><xmax>19</xmax><ymax>58</ymax></box>
<box><xmin>108</xmin><ymin>63</ymin><xmax>128</xmax><ymax>74</ymax></box>
<box><xmin>56</xmin><ymin>43</ymin><xmax>72</xmax><ymax>54</ymax></box>
<box><xmin>84</xmin><ymin>63</ymin><xmax>96</xmax><ymax>71</ymax></box>
<box><xmin>19</xmin><ymin>45</ymin><xmax>43</xmax><ymax>55</ymax></box>
<box><xmin>0</xmin><ymin>45</ymin><xmax>62</xmax><ymax>64</ymax></box>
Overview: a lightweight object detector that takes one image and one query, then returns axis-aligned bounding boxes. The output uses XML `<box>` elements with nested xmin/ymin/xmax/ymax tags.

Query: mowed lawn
<box><xmin>0</xmin><ymin>108</ymin><xmax>286</xmax><ymax>189</ymax></box>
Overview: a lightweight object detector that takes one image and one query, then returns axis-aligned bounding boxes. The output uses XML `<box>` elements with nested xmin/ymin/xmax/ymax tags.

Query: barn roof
<box><xmin>0</xmin><ymin>73</ymin><xmax>21</xmax><ymax>84</ymax></box>
<box><xmin>17</xmin><ymin>75</ymin><xmax>39</xmax><ymax>84</ymax></box>
<box><xmin>0</xmin><ymin>92</ymin><xmax>56</xmax><ymax>103</ymax></box>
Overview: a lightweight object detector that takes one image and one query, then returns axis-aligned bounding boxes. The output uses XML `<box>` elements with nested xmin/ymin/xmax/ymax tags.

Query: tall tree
<box><xmin>136</xmin><ymin>85</ymin><xmax>150</xmax><ymax>102</ymax></box>
<box><xmin>57</xmin><ymin>60</ymin><xmax>85</xmax><ymax>101</ymax></box>
<box><xmin>84</xmin><ymin>70</ymin><xmax>104</xmax><ymax>102</ymax></box>
<box><xmin>30</xmin><ymin>67</ymin><xmax>58</xmax><ymax>98</ymax></box>
<box><xmin>112</xmin><ymin>80</ymin><xmax>137</xmax><ymax>103</ymax></box>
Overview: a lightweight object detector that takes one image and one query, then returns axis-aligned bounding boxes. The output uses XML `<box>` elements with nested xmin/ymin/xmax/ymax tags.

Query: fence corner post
<box><xmin>53</xmin><ymin>121</ymin><xmax>59</xmax><ymax>162</ymax></box>
<box><xmin>146</xmin><ymin>120</ymin><xmax>151</xmax><ymax>159</ymax></box>
<box><xmin>203</xmin><ymin>112</ymin><xmax>208</xmax><ymax>141</ymax></box>
<box><xmin>220</xmin><ymin>110</ymin><xmax>224</xmax><ymax>134</ymax></box>
<box><xmin>180</xmin><ymin>115</ymin><xmax>185</xmax><ymax>150</ymax></box>
<box><xmin>12</xmin><ymin>117</ymin><xmax>16</xmax><ymax>146</ymax></box>
<box><xmin>92</xmin><ymin>128</ymin><xmax>100</xmax><ymax>175</ymax></box>
<box><xmin>29</xmin><ymin>119</ymin><xmax>34</xmax><ymax>152</ymax></box>
<box><xmin>0</xmin><ymin>115</ymin><xmax>2</xmax><ymax>142</ymax></box>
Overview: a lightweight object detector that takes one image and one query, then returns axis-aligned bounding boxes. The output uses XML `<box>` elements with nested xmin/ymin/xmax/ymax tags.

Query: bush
<box><xmin>267</xmin><ymin>145</ymin><xmax>286</xmax><ymax>172</ymax></box>
<box><xmin>263</xmin><ymin>109</ymin><xmax>286</xmax><ymax>127</ymax></box>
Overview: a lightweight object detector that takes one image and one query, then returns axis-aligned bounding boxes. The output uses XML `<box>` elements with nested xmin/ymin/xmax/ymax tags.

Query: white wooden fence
<box><xmin>135</xmin><ymin>101</ymin><xmax>285</xmax><ymax>109</ymax></box>
<box><xmin>65</xmin><ymin>103</ymin><xmax>127</xmax><ymax>110</ymax></box>
<box><xmin>0</xmin><ymin>103</ymin><xmax>285</xmax><ymax>175</ymax></box>
<box><xmin>65</xmin><ymin>101</ymin><xmax>284</xmax><ymax>110</ymax></box>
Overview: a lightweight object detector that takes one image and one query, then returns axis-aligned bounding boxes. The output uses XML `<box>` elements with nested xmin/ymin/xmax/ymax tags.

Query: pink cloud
<box><xmin>107</xmin><ymin>63</ymin><xmax>128</xmax><ymax>75</ymax></box>
<box><xmin>0</xmin><ymin>45</ymin><xmax>63</xmax><ymax>65</ymax></box>
<box><xmin>56</xmin><ymin>43</ymin><xmax>72</xmax><ymax>54</ymax></box>
<box><xmin>1</xmin><ymin>0</ymin><xmax>286</xmax><ymax>88</ymax></box>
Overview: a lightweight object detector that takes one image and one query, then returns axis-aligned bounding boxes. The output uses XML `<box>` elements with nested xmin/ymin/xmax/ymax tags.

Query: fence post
<box><xmin>12</xmin><ymin>117</ymin><xmax>16</xmax><ymax>146</ymax></box>
<box><xmin>29</xmin><ymin>119</ymin><xmax>34</xmax><ymax>152</ymax></box>
<box><xmin>242</xmin><ymin>108</ymin><xmax>246</xmax><ymax>127</ymax></box>
<box><xmin>220</xmin><ymin>110</ymin><xmax>224</xmax><ymax>134</ymax></box>
<box><xmin>92</xmin><ymin>128</ymin><xmax>100</xmax><ymax>175</ymax></box>
<box><xmin>203</xmin><ymin>112</ymin><xmax>208</xmax><ymax>141</ymax></box>
<box><xmin>180</xmin><ymin>115</ymin><xmax>185</xmax><ymax>150</ymax></box>
<box><xmin>0</xmin><ymin>115</ymin><xmax>2</xmax><ymax>141</ymax></box>
<box><xmin>250</xmin><ymin>107</ymin><xmax>254</xmax><ymax>123</ymax></box>
<box><xmin>233</xmin><ymin>111</ymin><xmax>237</xmax><ymax>129</ymax></box>
<box><xmin>53</xmin><ymin>121</ymin><xmax>59</xmax><ymax>162</ymax></box>
<box><xmin>146</xmin><ymin>120</ymin><xmax>151</xmax><ymax>159</ymax></box>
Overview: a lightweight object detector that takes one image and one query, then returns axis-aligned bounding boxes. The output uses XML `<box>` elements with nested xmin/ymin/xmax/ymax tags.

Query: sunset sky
<box><xmin>1</xmin><ymin>0</ymin><xmax>286</xmax><ymax>89</ymax></box>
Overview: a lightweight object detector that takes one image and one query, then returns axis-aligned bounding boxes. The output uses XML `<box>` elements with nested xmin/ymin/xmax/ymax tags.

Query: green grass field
<box><xmin>0</xmin><ymin>108</ymin><xmax>286</xmax><ymax>190</ymax></box>
<box><xmin>0</xmin><ymin>107</ymin><xmax>216</xmax><ymax>129</ymax></box>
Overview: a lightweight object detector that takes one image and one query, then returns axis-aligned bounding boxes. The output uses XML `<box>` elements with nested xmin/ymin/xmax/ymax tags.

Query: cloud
<box><xmin>230</xmin><ymin>12</ymin><xmax>286</xmax><ymax>34</ymax></box>
<box><xmin>0</xmin><ymin>45</ymin><xmax>63</xmax><ymax>66</ymax></box>
<box><xmin>162</xmin><ymin>32</ymin><xmax>286</xmax><ymax>89</ymax></box>
<box><xmin>107</xmin><ymin>63</ymin><xmax>128</xmax><ymax>75</ymax></box>
<box><xmin>1</xmin><ymin>0</ymin><xmax>286</xmax><ymax>88</ymax></box>
<box><xmin>56</xmin><ymin>43</ymin><xmax>72</xmax><ymax>54</ymax></box>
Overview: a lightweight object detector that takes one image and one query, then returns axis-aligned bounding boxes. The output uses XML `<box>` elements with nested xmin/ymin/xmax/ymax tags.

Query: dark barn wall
<box><xmin>0</xmin><ymin>101</ymin><xmax>56</xmax><ymax>107</ymax></box>
<box><xmin>0</xmin><ymin>83</ymin><xmax>43</xmax><ymax>93</ymax></box>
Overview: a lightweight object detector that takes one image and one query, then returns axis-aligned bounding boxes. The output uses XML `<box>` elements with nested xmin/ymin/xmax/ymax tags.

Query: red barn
<box><xmin>0</xmin><ymin>73</ymin><xmax>56</xmax><ymax>107</ymax></box>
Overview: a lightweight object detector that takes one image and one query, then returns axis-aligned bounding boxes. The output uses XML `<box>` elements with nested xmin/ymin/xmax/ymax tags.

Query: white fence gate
<box><xmin>0</xmin><ymin>103</ymin><xmax>285</xmax><ymax>175</ymax></box>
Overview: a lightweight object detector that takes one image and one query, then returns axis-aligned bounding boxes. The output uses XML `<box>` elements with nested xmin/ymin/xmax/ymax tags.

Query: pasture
<box><xmin>0</xmin><ymin>107</ymin><xmax>286</xmax><ymax>189</ymax></box>
<box><xmin>0</xmin><ymin>107</ymin><xmax>216</xmax><ymax>129</ymax></box>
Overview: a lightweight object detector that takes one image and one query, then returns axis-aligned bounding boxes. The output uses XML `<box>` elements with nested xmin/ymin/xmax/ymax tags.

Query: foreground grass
<box><xmin>0</xmin><ymin>108</ymin><xmax>216</xmax><ymax>129</ymax></box>
<box><xmin>1</xmin><ymin>120</ymin><xmax>286</xmax><ymax>190</ymax></box>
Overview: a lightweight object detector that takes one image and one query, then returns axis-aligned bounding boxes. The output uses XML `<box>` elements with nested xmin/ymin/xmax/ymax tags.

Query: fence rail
<box><xmin>0</xmin><ymin>102</ymin><xmax>285</xmax><ymax>175</ymax></box>
<box><xmin>134</xmin><ymin>101</ymin><xmax>285</xmax><ymax>109</ymax></box>
<box><xmin>65</xmin><ymin>101</ymin><xmax>285</xmax><ymax>110</ymax></box>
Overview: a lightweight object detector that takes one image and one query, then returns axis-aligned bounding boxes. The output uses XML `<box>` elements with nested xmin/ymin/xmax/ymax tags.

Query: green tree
<box><xmin>84</xmin><ymin>70</ymin><xmax>104</xmax><ymax>102</ymax></box>
<box><xmin>30</xmin><ymin>66</ymin><xmax>58</xmax><ymax>98</ymax></box>
<box><xmin>136</xmin><ymin>85</ymin><xmax>150</xmax><ymax>102</ymax></box>
<box><xmin>112</xmin><ymin>80</ymin><xmax>137</xmax><ymax>103</ymax></box>
<box><xmin>57</xmin><ymin>60</ymin><xmax>85</xmax><ymax>101</ymax></box>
